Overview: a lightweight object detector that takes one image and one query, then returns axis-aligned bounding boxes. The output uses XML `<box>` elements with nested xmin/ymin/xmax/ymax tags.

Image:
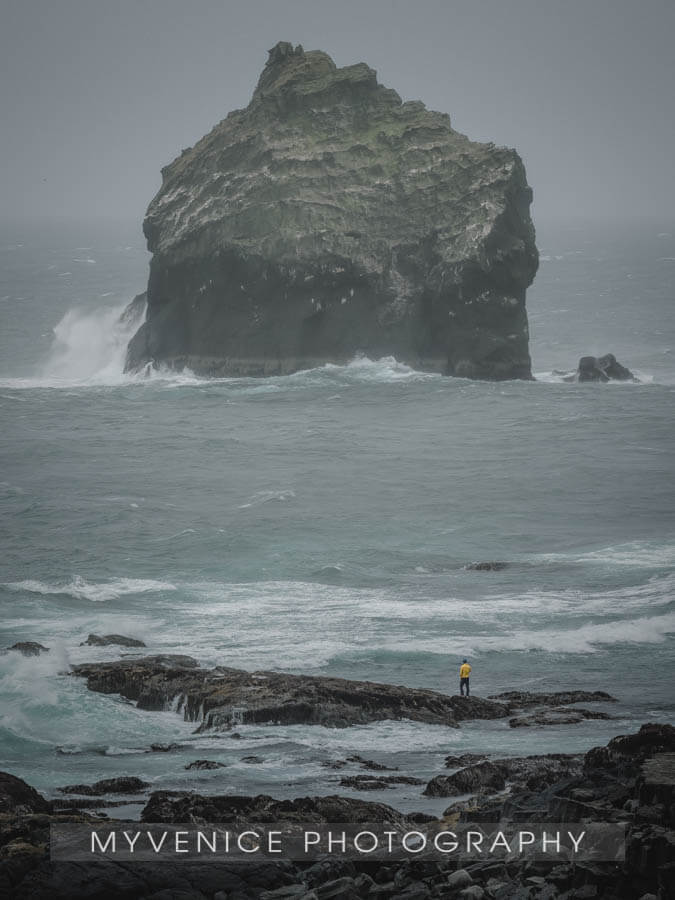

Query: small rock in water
<box><xmin>577</xmin><ymin>353</ymin><xmax>635</xmax><ymax>382</ymax></box>
<box><xmin>340</xmin><ymin>774</ymin><xmax>424</xmax><ymax>790</ymax></box>
<box><xmin>241</xmin><ymin>755</ymin><xmax>264</xmax><ymax>764</ymax></box>
<box><xmin>148</xmin><ymin>742</ymin><xmax>183</xmax><ymax>752</ymax></box>
<box><xmin>345</xmin><ymin>754</ymin><xmax>398</xmax><ymax>771</ymax></box>
<box><xmin>489</xmin><ymin>689</ymin><xmax>617</xmax><ymax>707</ymax></box>
<box><xmin>80</xmin><ymin>633</ymin><xmax>146</xmax><ymax>648</ymax></box>
<box><xmin>58</xmin><ymin>776</ymin><xmax>149</xmax><ymax>795</ymax></box>
<box><xmin>509</xmin><ymin>707</ymin><xmax>615</xmax><ymax>727</ymax></box>
<box><xmin>465</xmin><ymin>562</ymin><xmax>509</xmax><ymax>572</ymax></box>
<box><xmin>444</xmin><ymin>753</ymin><xmax>488</xmax><ymax>768</ymax></box>
<box><xmin>4</xmin><ymin>641</ymin><xmax>50</xmax><ymax>656</ymax></box>
<box><xmin>184</xmin><ymin>759</ymin><xmax>227</xmax><ymax>770</ymax></box>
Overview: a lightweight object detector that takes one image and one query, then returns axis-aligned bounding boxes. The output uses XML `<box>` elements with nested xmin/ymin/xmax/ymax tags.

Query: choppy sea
<box><xmin>1</xmin><ymin>218</ymin><xmax>673</xmax><ymax>818</ymax></box>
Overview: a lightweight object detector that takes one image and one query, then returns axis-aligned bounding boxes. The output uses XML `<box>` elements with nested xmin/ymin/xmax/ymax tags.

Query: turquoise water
<box><xmin>1</xmin><ymin>219</ymin><xmax>674</xmax><ymax>815</ymax></box>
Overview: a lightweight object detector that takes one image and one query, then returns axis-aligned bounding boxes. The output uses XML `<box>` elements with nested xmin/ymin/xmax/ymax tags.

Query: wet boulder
<box><xmin>0</xmin><ymin>771</ymin><xmax>51</xmax><ymax>814</ymax></box>
<box><xmin>489</xmin><ymin>689</ymin><xmax>616</xmax><ymax>708</ymax></box>
<box><xmin>58</xmin><ymin>776</ymin><xmax>150</xmax><ymax>795</ymax></box>
<box><xmin>577</xmin><ymin>353</ymin><xmax>635</xmax><ymax>382</ymax></box>
<box><xmin>509</xmin><ymin>707</ymin><xmax>616</xmax><ymax>727</ymax></box>
<box><xmin>4</xmin><ymin>641</ymin><xmax>49</xmax><ymax>656</ymax></box>
<box><xmin>80</xmin><ymin>633</ymin><xmax>147</xmax><ymax>648</ymax></box>
<box><xmin>424</xmin><ymin>761</ymin><xmax>506</xmax><ymax>797</ymax></box>
<box><xmin>444</xmin><ymin>753</ymin><xmax>488</xmax><ymax>769</ymax></box>
<box><xmin>339</xmin><ymin>774</ymin><xmax>424</xmax><ymax>790</ymax></box>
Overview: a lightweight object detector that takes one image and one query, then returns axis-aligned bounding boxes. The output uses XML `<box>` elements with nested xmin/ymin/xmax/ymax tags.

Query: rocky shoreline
<box><xmin>1</xmin><ymin>723</ymin><xmax>673</xmax><ymax>898</ymax></box>
<box><xmin>3</xmin><ymin>649</ymin><xmax>671</xmax><ymax>897</ymax></box>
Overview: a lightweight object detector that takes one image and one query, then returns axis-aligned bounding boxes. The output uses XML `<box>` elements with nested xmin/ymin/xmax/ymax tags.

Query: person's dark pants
<box><xmin>460</xmin><ymin>677</ymin><xmax>470</xmax><ymax>697</ymax></box>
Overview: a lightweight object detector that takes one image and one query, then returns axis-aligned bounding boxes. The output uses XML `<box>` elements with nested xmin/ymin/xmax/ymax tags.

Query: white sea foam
<box><xmin>538</xmin><ymin>541</ymin><xmax>675</xmax><ymax>569</ymax></box>
<box><xmin>300</xmin><ymin>355</ymin><xmax>440</xmax><ymax>384</ymax></box>
<box><xmin>0</xmin><ymin>643</ymin><xmax>73</xmax><ymax>744</ymax></box>
<box><xmin>379</xmin><ymin>611</ymin><xmax>675</xmax><ymax>656</ymax></box>
<box><xmin>39</xmin><ymin>297</ymin><xmax>143</xmax><ymax>383</ymax></box>
<box><xmin>4</xmin><ymin>576</ymin><xmax>177</xmax><ymax>603</ymax></box>
<box><xmin>238</xmin><ymin>489</ymin><xmax>296</xmax><ymax>509</ymax></box>
<box><xmin>0</xmin><ymin>297</ymin><xmax>145</xmax><ymax>389</ymax></box>
<box><xmin>533</xmin><ymin>370</ymin><xmax>658</xmax><ymax>385</ymax></box>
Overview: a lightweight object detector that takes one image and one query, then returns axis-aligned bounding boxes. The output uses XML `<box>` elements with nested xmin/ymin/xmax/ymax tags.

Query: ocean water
<box><xmin>0</xmin><ymin>218</ymin><xmax>674</xmax><ymax>817</ymax></box>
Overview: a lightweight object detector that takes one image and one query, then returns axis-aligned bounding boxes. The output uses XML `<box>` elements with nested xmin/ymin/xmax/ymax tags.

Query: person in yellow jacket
<box><xmin>459</xmin><ymin>658</ymin><xmax>471</xmax><ymax>696</ymax></box>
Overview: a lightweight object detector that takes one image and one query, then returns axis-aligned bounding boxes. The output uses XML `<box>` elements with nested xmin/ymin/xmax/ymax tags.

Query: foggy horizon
<box><xmin>2</xmin><ymin>0</ymin><xmax>675</xmax><ymax>228</ymax></box>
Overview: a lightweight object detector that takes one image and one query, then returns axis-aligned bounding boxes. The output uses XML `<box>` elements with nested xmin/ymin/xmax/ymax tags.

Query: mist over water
<box><xmin>0</xmin><ymin>219</ymin><xmax>674</xmax><ymax>811</ymax></box>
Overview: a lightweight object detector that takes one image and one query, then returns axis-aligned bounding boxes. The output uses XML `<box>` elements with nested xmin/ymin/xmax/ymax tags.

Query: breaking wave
<box><xmin>537</xmin><ymin>541</ymin><xmax>675</xmax><ymax>569</ymax></box>
<box><xmin>4</xmin><ymin>576</ymin><xmax>177</xmax><ymax>603</ymax></box>
<box><xmin>238</xmin><ymin>489</ymin><xmax>296</xmax><ymax>509</ymax></box>
<box><xmin>0</xmin><ymin>297</ymin><xmax>145</xmax><ymax>389</ymax></box>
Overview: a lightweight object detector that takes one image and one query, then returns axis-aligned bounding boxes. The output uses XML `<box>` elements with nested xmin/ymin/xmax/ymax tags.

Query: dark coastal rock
<box><xmin>345</xmin><ymin>754</ymin><xmax>397</xmax><ymax>771</ymax></box>
<box><xmin>241</xmin><ymin>755</ymin><xmax>265</xmax><ymax>764</ymax></box>
<box><xmin>140</xmin><ymin>791</ymin><xmax>410</xmax><ymax>827</ymax></box>
<box><xmin>639</xmin><ymin>752</ymin><xmax>675</xmax><ymax>825</ymax></box>
<box><xmin>339</xmin><ymin>775</ymin><xmax>424</xmax><ymax>790</ymax></box>
<box><xmin>444</xmin><ymin>726</ymin><xmax>675</xmax><ymax>897</ymax></box>
<box><xmin>184</xmin><ymin>759</ymin><xmax>227</xmax><ymax>770</ymax></box>
<box><xmin>322</xmin><ymin>755</ymin><xmax>398</xmax><ymax>772</ymax></box>
<box><xmin>71</xmin><ymin>657</ymin><xmax>509</xmax><ymax>730</ymax></box>
<box><xmin>57</xmin><ymin>776</ymin><xmax>149</xmax><ymax>796</ymax></box>
<box><xmin>577</xmin><ymin>353</ymin><xmax>635</xmax><ymax>382</ymax></box>
<box><xmin>0</xmin><ymin>771</ymin><xmax>51</xmax><ymax>814</ymax></box>
<box><xmin>125</xmin><ymin>42</ymin><xmax>537</xmax><ymax>381</ymax></box>
<box><xmin>4</xmin><ymin>641</ymin><xmax>49</xmax><ymax>656</ymax></box>
<box><xmin>492</xmin><ymin>753</ymin><xmax>583</xmax><ymax>792</ymax></box>
<box><xmin>425</xmin><ymin>761</ymin><xmax>507</xmax><ymax>797</ymax></box>
<box><xmin>433</xmin><ymin>754</ymin><xmax>583</xmax><ymax>804</ymax></box>
<box><xmin>444</xmin><ymin>753</ymin><xmax>488</xmax><ymax>768</ymax></box>
<box><xmin>119</xmin><ymin>291</ymin><xmax>147</xmax><ymax>326</ymax></box>
<box><xmin>583</xmin><ymin>722</ymin><xmax>675</xmax><ymax>776</ymax></box>
<box><xmin>508</xmin><ymin>707</ymin><xmax>616</xmax><ymax>727</ymax></box>
<box><xmin>2</xmin><ymin>727</ymin><xmax>674</xmax><ymax>899</ymax></box>
<box><xmin>489</xmin><ymin>689</ymin><xmax>617</xmax><ymax>708</ymax></box>
<box><xmin>51</xmin><ymin>797</ymin><xmax>142</xmax><ymax>810</ymax></box>
<box><xmin>79</xmin><ymin>633</ymin><xmax>147</xmax><ymax>648</ymax></box>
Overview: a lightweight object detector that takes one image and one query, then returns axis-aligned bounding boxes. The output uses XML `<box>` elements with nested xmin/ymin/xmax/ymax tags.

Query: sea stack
<box><xmin>125</xmin><ymin>42</ymin><xmax>538</xmax><ymax>379</ymax></box>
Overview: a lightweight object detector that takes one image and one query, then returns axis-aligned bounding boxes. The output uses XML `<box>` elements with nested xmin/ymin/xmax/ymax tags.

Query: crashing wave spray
<box><xmin>39</xmin><ymin>294</ymin><xmax>146</xmax><ymax>384</ymax></box>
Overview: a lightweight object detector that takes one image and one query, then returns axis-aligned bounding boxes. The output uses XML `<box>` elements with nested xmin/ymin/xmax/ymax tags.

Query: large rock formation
<box><xmin>125</xmin><ymin>41</ymin><xmax>538</xmax><ymax>380</ymax></box>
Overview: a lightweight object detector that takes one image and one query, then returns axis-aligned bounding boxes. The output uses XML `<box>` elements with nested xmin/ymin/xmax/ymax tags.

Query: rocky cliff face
<box><xmin>125</xmin><ymin>41</ymin><xmax>538</xmax><ymax>379</ymax></box>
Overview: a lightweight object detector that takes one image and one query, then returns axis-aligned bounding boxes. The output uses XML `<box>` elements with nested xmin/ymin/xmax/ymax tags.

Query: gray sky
<box><xmin>2</xmin><ymin>0</ymin><xmax>674</xmax><ymax>226</ymax></box>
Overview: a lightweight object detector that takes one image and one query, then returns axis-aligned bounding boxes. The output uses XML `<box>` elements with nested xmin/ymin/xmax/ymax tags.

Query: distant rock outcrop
<box><xmin>576</xmin><ymin>353</ymin><xmax>636</xmax><ymax>382</ymax></box>
<box><xmin>125</xmin><ymin>41</ymin><xmax>538</xmax><ymax>380</ymax></box>
<box><xmin>4</xmin><ymin>641</ymin><xmax>49</xmax><ymax>656</ymax></box>
<box><xmin>80</xmin><ymin>633</ymin><xmax>146</xmax><ymax>648</ymax></box>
